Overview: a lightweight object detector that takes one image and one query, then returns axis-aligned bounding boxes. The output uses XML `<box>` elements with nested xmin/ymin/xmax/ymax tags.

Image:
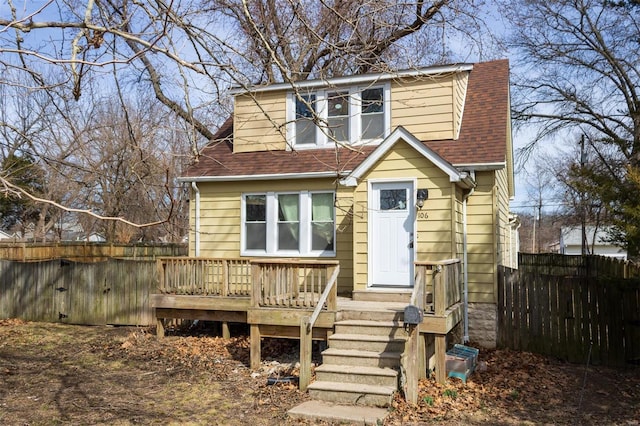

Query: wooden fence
<box><xmin>518</xmin><ymin>252</ymin><xmax>640</xmax><ymax>278</ymax></box>
<box><xmin>498</xmin><ymin>255</ymin><xmax>640</xmax><ymax>367</ymax></box>
<box><xmin>0</xmin><ymin>259</ymin><xmax>157</xmax><ymax>326</ymax></box>
<box><xmin>0</xmin><ymin>242</ymin><xmax>187</xmax><ymax>262</ymax></box>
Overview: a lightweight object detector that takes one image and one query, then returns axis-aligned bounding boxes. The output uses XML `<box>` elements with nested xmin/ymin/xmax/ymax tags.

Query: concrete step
<box><xmin>335</xmin><ymin>319</ymin><xmax>408</xmax><ymax>338</ymax></box>
<box><xmin>315</xmin><ymin>364</ymin><xmax>398</xmax><ymax>388</ymax></box>
<box><xmin>321</xmin><ymin>347</ymin><xmax>402</xmax><ymax>368</ymax></box>
<box><xmin>307</xmin><ymin>381</ymin><xmax>396</xmax><ymax>407</ymax></box>
<box><xmin>287</xmin><ymin>400</ymin><xmax>389</xmax><ymax>425</ymax></box>
<box><xmin>328</xmin><ymin>333</ymin><xmax>406</xmax><ymax>352</ymax></box>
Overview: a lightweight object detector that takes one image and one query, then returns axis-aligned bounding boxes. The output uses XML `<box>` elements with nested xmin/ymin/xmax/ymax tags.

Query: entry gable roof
<box><xmin>340</xmin><ymin>126</ymin><xmax>475</xmax><ymax>188</ymax></box>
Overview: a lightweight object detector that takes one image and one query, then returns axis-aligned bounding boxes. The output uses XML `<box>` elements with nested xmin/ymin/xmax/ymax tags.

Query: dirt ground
<box><xmin>0</xmin><ymin>319</ymin><xmax>638</xmax><ymax>425</ymax></box>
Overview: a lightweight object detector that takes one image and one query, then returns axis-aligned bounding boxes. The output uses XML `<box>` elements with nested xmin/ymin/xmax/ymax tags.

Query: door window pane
<box><xmin>380</xmin><ymin>189</ymin><xmax>407</xmax><ymax>210</ymax></box>
<box><xmin>311</xmin><ymin>193</ymin><xmax>334</xmax><ymax>251</ymax></box>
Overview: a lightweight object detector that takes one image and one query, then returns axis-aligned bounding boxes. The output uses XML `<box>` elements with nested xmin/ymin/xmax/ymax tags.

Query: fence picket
<box><xmin>498</xmin><ymin>254</ymin><xmax>640</xmax><ymax>368</ymax></box>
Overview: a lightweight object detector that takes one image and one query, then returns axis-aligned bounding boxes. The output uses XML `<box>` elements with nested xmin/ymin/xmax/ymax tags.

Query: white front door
<box><xmin>370</xmin><ymin>181</ymin><xmax>414</xmax><ymax>287</ymax></box>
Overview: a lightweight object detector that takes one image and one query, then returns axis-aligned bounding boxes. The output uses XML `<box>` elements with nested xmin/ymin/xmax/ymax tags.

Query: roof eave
<box><xmin>230</xmin><ymin>64</ymin><xmax>474</xmax><ymax>95</ymax></box>
<box><xmin>178</xmin><ymin>171</ymin><xmax>343</xmax><ymax>183</ymax></box>
<box><xmin>453</xmin><ymin>161</ymin><xmax>507</xmax><ymax>171</ymax></box>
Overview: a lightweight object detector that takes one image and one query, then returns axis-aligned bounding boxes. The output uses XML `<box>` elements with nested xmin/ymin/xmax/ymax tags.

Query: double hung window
<box><xmin>361</xmin><ymin>88</ymin><xmax>385</xmax><ymax>140</ymax></box>
<box><xmin>295</xmin><ymin>94</ymin><xmax>317</xmax><ymax>146</ymax></box>
<box><xmin>242</xmin><ymin>191</ymin><xmax>335</xmax><ymax>256</ymax></box>
<box><xmin>289</xmin><ymin>83</ymin><xmax>389</xmax><ymax>147</ymax></box>
<box><xmin>327</xmin><ymin>91</ymin><xmax>350</xmax><ymax>142</ymax></box>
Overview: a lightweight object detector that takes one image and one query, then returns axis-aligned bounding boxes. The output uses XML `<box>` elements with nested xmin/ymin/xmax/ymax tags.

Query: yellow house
<box><xmin>179</xmin><ymin>59</ymin><xmax>517</xmax><ymax>348</ymax></box>
<box><xmin>157</xmin><ymin>59</ymin><xmax>517</xmax><ymax>416</ymax></box>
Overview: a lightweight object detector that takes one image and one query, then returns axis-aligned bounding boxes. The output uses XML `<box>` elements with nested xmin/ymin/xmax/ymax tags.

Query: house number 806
<box><xmin>417</xmin><ymin>212</ymin><xmax>429</xmax><ymax>219</ymax></box>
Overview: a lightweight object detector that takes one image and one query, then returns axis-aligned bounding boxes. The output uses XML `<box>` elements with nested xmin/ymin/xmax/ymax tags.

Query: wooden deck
<box><xmin>151</xmin><ymin>257</ymin><xmax>463</xmax><ymax>402</ymax></box>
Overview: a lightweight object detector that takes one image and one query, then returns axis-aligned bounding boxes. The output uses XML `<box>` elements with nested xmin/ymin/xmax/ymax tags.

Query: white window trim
<box><xmin>287</xmin><ymin>82</ymin><xmax>391</xmax><ymax>150</ymax></box>
<box><xmin>241</xmin><ymin>191</ymin><xmax>336</xmax><ymax>257</ymax></box>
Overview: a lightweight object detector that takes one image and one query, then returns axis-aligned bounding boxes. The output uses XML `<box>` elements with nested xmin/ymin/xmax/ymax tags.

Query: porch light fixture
<box><xmin>416</xmin><ymin>189</ymin><xmax>429</xmax><ymax>209</ymax></box>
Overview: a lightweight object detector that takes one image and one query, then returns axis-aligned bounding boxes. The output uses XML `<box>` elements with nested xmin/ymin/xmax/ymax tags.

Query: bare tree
<box><xmin>1</xmin><ymin>0</ymin><xmax>500</xmax><ymax>232</ymax></box>
<box><xmin>503</xmin><ymin>0</ymin><xmax>640</xmax><ymax>258</ymax></box>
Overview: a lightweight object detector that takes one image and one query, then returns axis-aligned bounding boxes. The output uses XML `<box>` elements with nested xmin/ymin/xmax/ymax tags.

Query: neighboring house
<box><xmin>179</xmin><ymin>59</ymin><xmax>517</xmax><ymax>348</ymax></box>
<box><xmin>558</xmin><ymin>226</ymin><xmax>627</xmax><ymax>260</ymax></box>
<box><xmin>0</xmin><ymin>229</ymin><xmax>12</xmax><ymax>240</ymax></box>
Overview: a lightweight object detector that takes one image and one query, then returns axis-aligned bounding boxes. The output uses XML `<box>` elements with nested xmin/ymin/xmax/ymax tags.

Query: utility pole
<box><xmin>580</xmin><ymin>135</ymin><xmax>588</xmax><ymax>255</ymax></box>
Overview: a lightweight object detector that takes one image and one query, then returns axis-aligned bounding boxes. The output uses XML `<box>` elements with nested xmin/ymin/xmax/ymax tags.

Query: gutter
<box><xmin>191</xmin><ymin>182</ymin><xmax>201</xmax><ymax>257</ymax></box>
<box><xmin>178</xmin><ymin>171</ymin><xmax>342</xmax><ymax>183</ymax></box>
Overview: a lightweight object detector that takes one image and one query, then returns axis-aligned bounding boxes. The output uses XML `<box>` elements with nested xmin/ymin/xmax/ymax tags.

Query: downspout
<box><xmin>462</xmin><ymin>172</ymin><xmax>475</xmax><ymax>343</ymax></box>
<box><xmin>191</xmin><ymin>181</ymin><xmax>201</xmax><ymax>257</ymax></box>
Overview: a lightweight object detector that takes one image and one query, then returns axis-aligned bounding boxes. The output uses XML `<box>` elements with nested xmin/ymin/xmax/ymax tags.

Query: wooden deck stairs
<box><xmin>289</xmin><ymin>291</ymin><xmax>412</xmax><ymax>424</ymax></box>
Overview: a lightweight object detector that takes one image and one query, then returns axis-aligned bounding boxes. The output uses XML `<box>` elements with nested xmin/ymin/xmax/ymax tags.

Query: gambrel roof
<box><xmin>181</xmin><ymin>59</ymin><xmax>511</xmax><ymax>182</ymax></box>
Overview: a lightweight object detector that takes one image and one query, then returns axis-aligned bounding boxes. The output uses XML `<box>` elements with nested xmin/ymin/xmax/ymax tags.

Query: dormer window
<box><xmin>327</xmin><ymin>91</ymin><xmax>350</xmax><ymax>142</ymax></box>
<box><xmin>361</xmin><ymin>88</ymin><xmax>384</xmax><ymax>140</ymax></box>
<box><xmin>295</xmin><ymin>94</ymin><xmax>317</xmax><ymax>146</ymax></box>
<box><xmin>287</xmin><ymin>83</ymin><xmax>390</xmax><ymax>148</ymax></box>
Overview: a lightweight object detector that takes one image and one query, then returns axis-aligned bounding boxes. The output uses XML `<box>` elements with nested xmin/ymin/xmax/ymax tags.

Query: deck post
<box><xmin>435</xmin><ymin>267</ymin><xmax>445</xmax><ymax>316</ymax></box>
<box><xmin>299</xmin><ymin>316</ymin><xmax>312</xmax><ymax>391</ymax></box>
<box><xmin>326</xmin><ymin>265</ymin><xmax>338</xmax><ymax>311</ymax></box>
<box><xmin>435</xmin><ymin>334</ymin><xmax>447</xmax><ymax>383</ymax></box>
<box><xmin>419</xmin><ymin>333</ymin><xmax>427</xmax><ymax>380</ymax></box>
<box><xmin>250</xmin><ymin>324</ymin><xmax>261</xmax><ymax>370</ymax></box>
<box><xmin>403</xmin><ymin>323</ymin><xmax>419</xmax><ymax>404</ymax></box>
<box><xmin>222</xmin><ymin>260</ymin><xmax>229</xmax><ymax>297</ymax></box>
<box><xmin>221</xmin><ymin>322</ymin><xmax>230</xmax><ymax>339</ymax></box>
<box><xmin>251</xmin><ymin>263</ymin><xmax>261</xmax><ymax>308</ymax></box>
<box><xmin>156</xmin><ymin>318</ymin><xmax>165</xmax><ymax>339</ymax></box>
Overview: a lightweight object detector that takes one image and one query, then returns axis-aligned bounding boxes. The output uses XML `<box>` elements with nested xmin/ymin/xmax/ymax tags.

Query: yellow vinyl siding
<box><xmin>465</xmin><ymin>171</ymin><xmax>498</xmax><ymax>303</ymax></box>
<box><xmin>231</xmin><ymin>70</ymin><xmax>470</xmax><ymax>153</ymax></box>
<box><xmin>233</xmin><ymin>91</ymin><xmax>287</xmax><ymax>152</ymax></box>
<box><xmin>453</xmin><ymin>72</ymin><xmax>469</xmax><ymax>139</ymax></box>
<box><xmin>495</xmin><ymin>166</ymin><xmax>515</xmax><ymax>268</ymax></box>
<box><xmin>190</xmin><ymin>179</ymin><xmax>354</xmax><ymax>294</ymax></box>
<box><xmin>351</xmin><ymin>140</ymin><xmax>456</xmax><ymax>290</ymax></box>
<box><xmin>390</xmin><ymin>75</ymin><xmax>458</xmax><ymax>141</ymax></box>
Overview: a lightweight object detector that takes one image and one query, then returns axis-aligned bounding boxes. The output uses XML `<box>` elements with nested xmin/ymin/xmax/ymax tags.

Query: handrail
<box><xmin>307</xmin><ymin>265</ymin><xmax>340</xmax><ymax>331</ymax></box>
<box><xmin>300</xmin><ymin>263</ymin><xmax>340</xmax><ymax>392</ymax></box>
<box><xmin>409</xmin><ymin>266</ymin><xmax>426</xmax><ymax>311</ymax></box>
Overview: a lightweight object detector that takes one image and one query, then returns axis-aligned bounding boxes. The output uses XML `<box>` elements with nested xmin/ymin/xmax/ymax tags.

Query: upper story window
<box><xmin>361</xmin><ymin>88</ymin><xmax>384</xmax><ymax>140</ymax></box>
<box><xmin>327</xmin><ymin>91</ymin><xmax>350</xmax><ymax>142</ymax></box>
<box><xmin>295</xmin><ymin>94</ymin><xmax>317</xmax><ymax>146</ymax></box>
<box><xmin>287</xmin><ymin>83</ymin><xmax>390</xmax><ymax>148</ymax></box>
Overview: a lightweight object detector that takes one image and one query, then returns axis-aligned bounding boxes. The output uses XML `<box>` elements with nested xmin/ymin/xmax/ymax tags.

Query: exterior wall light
<box><xmin>416</xmin><ymin>188</ymin><xmax>429</xmax><ymax>209</ymax></box>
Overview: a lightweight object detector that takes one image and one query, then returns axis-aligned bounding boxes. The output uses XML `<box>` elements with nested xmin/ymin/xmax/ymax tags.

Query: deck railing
<box><xmin>404</xmin><ymin>259</ymin><xmax>462</xmax><ymax>403</ymax></box>
<box><xmin>157</xmin><ymin>257</ymin><xmax>252</xmax><ymax>296</ymax></box>
<box><xmin>415</xmin><ymin>259</ymin><xmax>462</xmax><ymax>315</ymax></box>
<box><xmin>251</xmin><ymin>259</ymin><xmax>340</xmax><ymax>309</ymax></box>
<box><xmin>156</xmin><ymin>257</ymin><xmax>340</xmax><ymax>310</ymax></box>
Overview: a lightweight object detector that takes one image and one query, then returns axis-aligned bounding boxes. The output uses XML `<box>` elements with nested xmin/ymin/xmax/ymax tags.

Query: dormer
<box><xmin>230</xmin><ymin>64</ymin><xmax>472</xmax><ymax>154</ymax></box>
